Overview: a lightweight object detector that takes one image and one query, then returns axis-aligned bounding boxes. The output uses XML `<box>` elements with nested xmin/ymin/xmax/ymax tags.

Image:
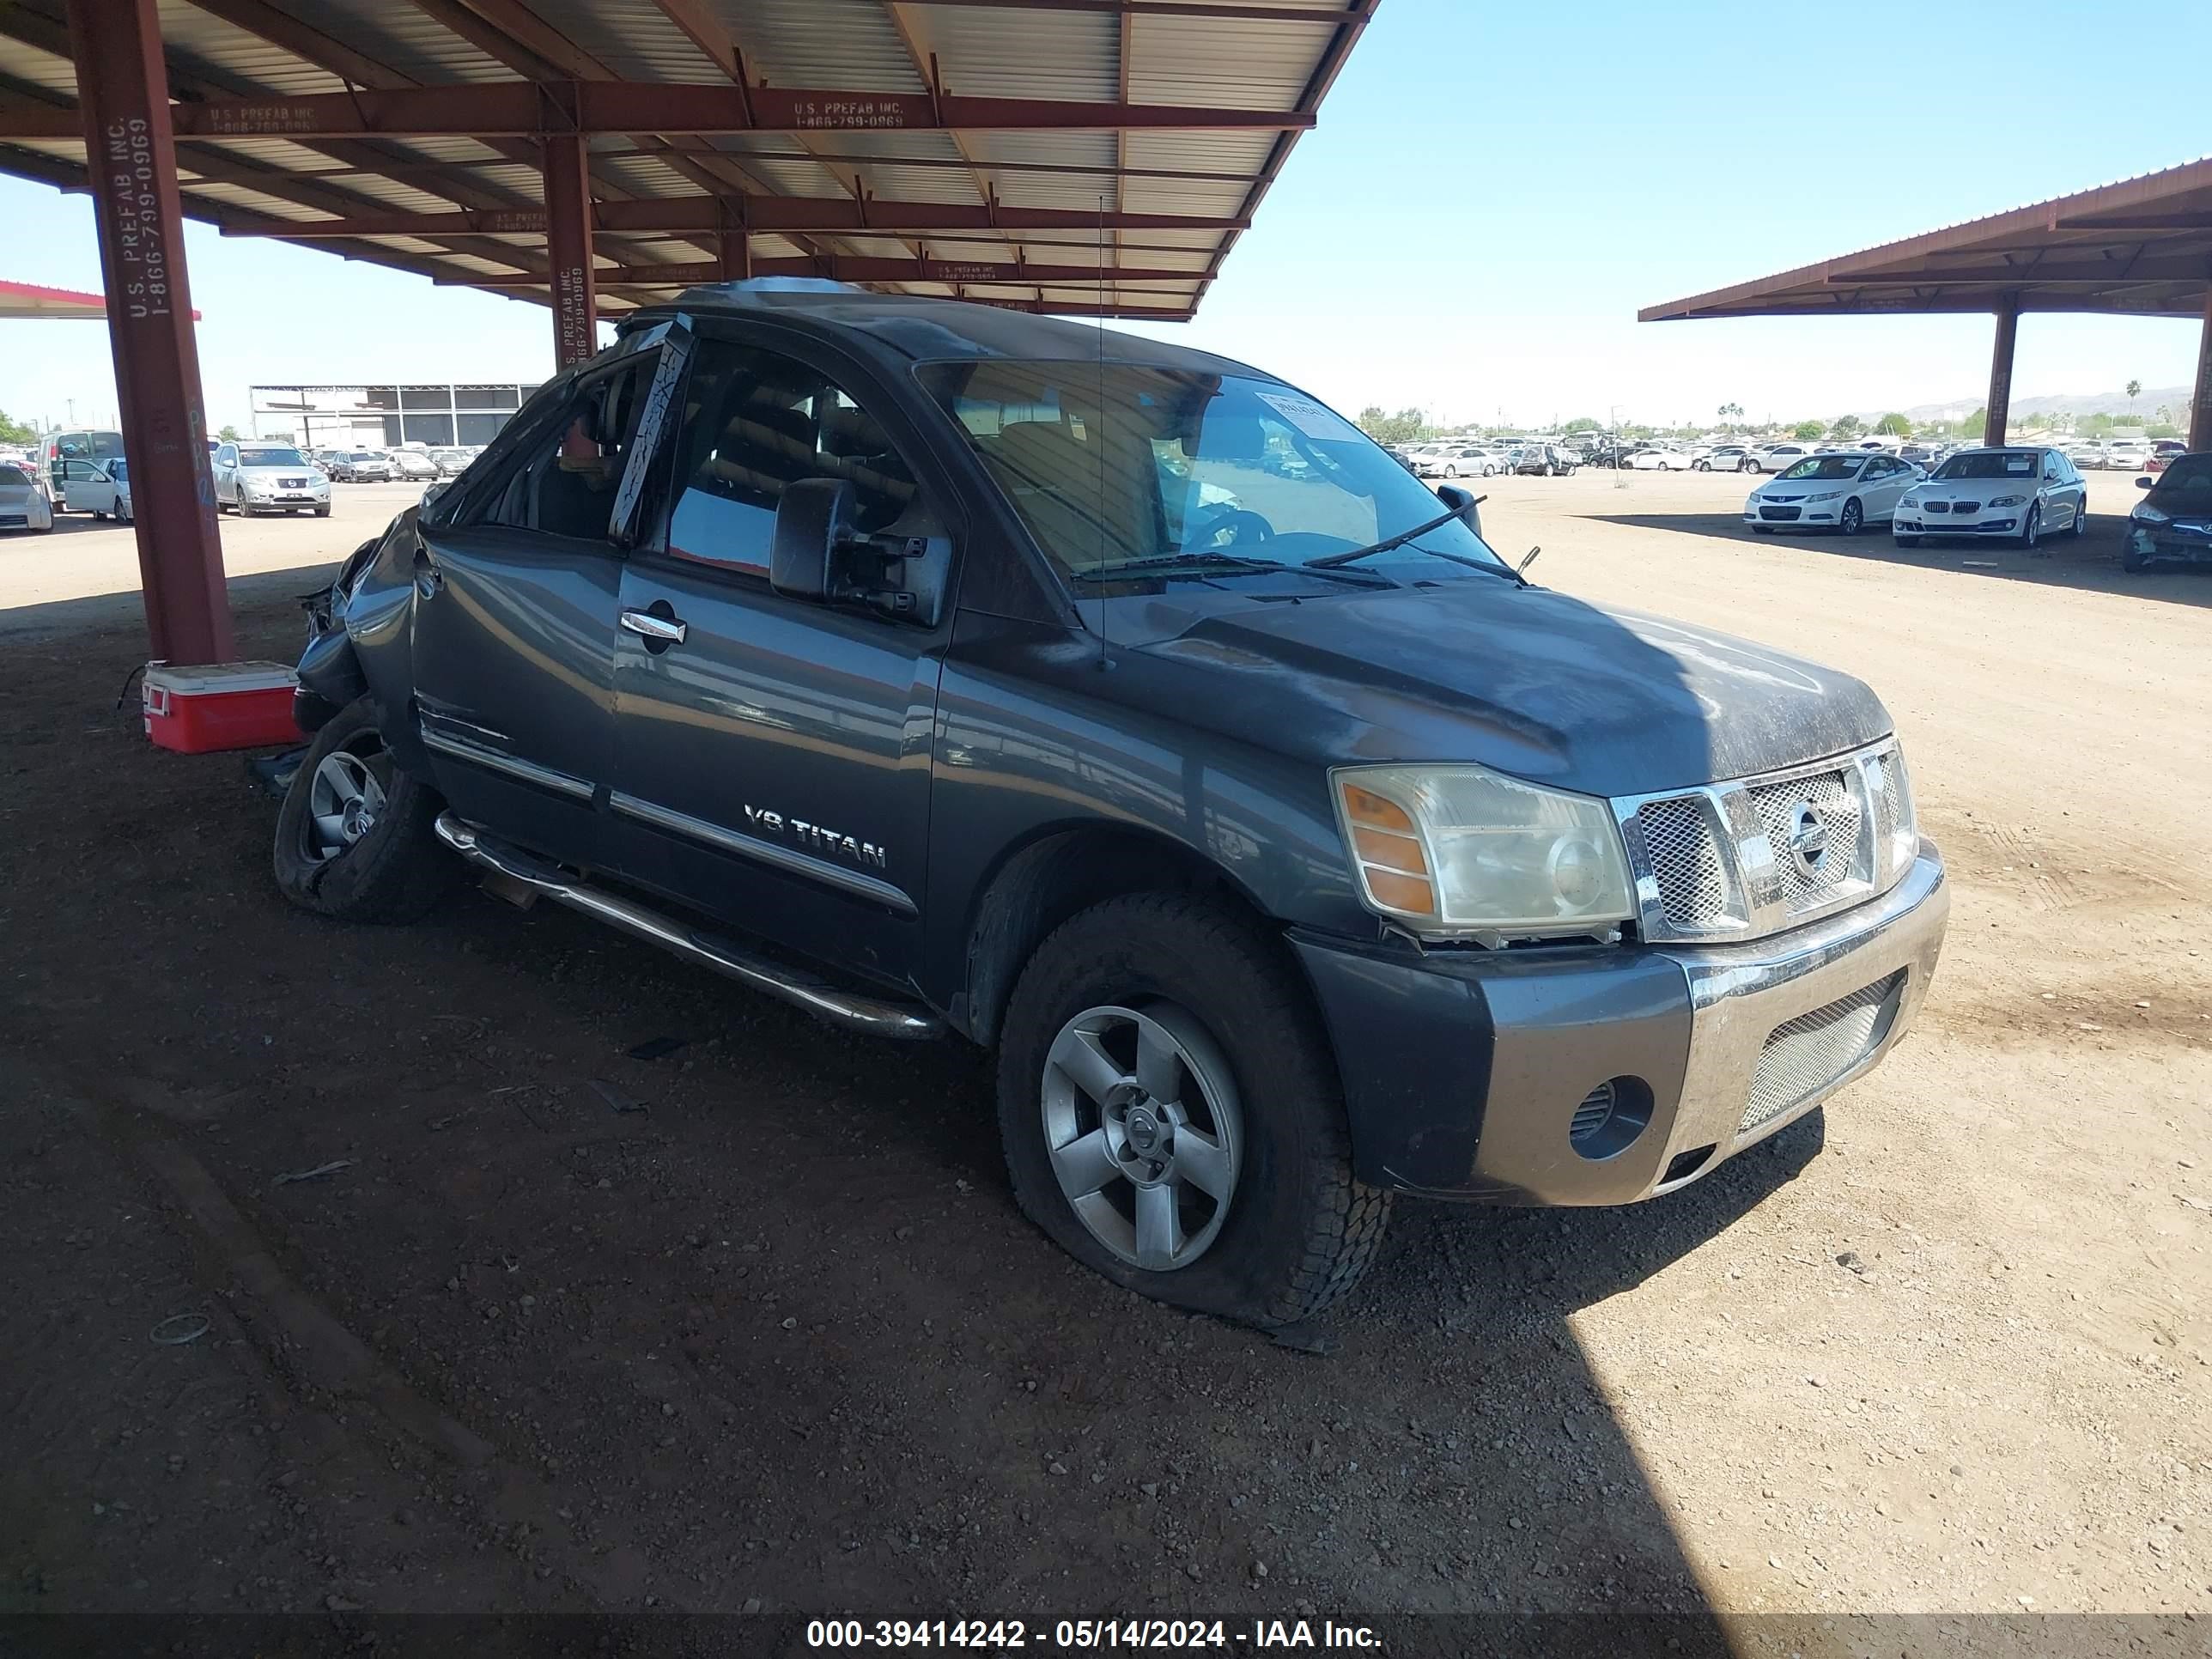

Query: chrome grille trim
<box><xmin>1740</xmin><ymin>970</ymin><xmax>1905</xmax><ymax>1136</ymax></box>
<box><xmin>1611</xmin><ymin>738</ymin><xmax>1912</xmax><ymax>944</ymax></box>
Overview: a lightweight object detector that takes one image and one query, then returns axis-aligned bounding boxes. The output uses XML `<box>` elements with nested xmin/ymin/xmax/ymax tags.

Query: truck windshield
<box><xmin>921</xmin><ymin>362</ymin><xmax>1509</xmax><ymax>580</ymax></box>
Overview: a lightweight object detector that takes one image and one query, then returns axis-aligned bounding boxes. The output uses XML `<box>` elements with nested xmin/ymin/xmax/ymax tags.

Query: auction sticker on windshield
<box><xmin>1255</xmin><ymin>391</ymin><xmax>1361</xmax><ymax>443</ymax></box>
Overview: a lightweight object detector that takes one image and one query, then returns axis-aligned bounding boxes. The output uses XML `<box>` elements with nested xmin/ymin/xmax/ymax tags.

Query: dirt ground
<box><xmin>1</xmin><ymin>469</ymin><xmax>2206</xmax><ymax>1654</ymax></box>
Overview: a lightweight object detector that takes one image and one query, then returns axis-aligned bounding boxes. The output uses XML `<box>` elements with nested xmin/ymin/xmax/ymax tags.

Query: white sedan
<box><xmin>1744</xmin><ymin>451</ymin><xmax>1922</xmax><ymax>535</ymax></box>
<box><xmin>1624</xmin><ymin>446</ymin><xmax>1688</xmax><ymax>470</ymax></box>
<box><xmin>1891</xmin><ymin>447</ymin><xmax>2087</xmax><ymax>550</ymax></box>
<box><xmin>1</xmin><ymin>460</ymin><xmax>56</xmax><ymax>533</ymax></box>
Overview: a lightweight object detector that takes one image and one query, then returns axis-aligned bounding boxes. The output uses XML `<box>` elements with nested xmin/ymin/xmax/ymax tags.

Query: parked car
<box><xmin>1743</xmin><ymin>452</ymin><xmax>1920</xmax><ymax>536</ymax></box>
<box><xmin>2124</xmin><ymin>451</ymin><xmax>2212</xmax><ymax>573</ymax></box>
<box><xmin>428</xmin><ymin>447</ymin><xmax>474</xmax><ymax>477</ymax></box>
<box><xmin>1514</xmin><ymin>442</ymin><xmax>1576</xmax><ymax>476</ymax></box>
<box><xmin>0</xmin><ymin>459</ymin><xmax>56</xmax><ymax>534</ymax></box>
<box><xmin>1415</xmin><ymin>444</ymin><xmax>1490</xmax><ymax>480</ymax></box>
<box><xmin>328</xmin><ymin>449</ymin><xmax>395</xmax><ymax>483</ymax></box>
<box><xmin>2101</xmin><ymin>439</ymin><xmax>2153</xmax><ymax>472</ymax></box>
<box><xmin>2064</xmin><ymin>441</ymin><xmax>2110</xmax><ymax>471</ymax></box>
<box><xmin>392</xmin><ymin>449</ymin><xmax>442</xmax><ymax>483</ymax></box>
<box><xmin>1894</xmin><ymin>443</ymin><xmax>1942</xmax><ymax>471</ymax></box>
<box><xmin>1623</xmin><ymin>446</ymin><xmax>1686</xmax><ymax>470</ymax></box>
<box><xmin>1747</xmin><ymin>443</ymin><xmax>1817</xmax><ymax>474</ymax></box>
<box><xmin>212</xmin><ymin>441</ymin><xmax>334</xmax><ymax>517</ymax></box>
<box><xmin>1891</xmin><ymin>447</ymin><xmax>2086</xmax><ymax>551</ymax></box>
<box><xmin>1695</xmin><ymin>445</ymin><xmax>1761</xmax><ymax>474</ymax></box>
<box><xmin>55</xmin><ymin>454</ymin><xmax>134</xmax><ymax>522</ymax></box>
<box><xmin>276</xmin><ymin>284</ymin><xmax>1948</xmax><ymax>1328</ymax></box>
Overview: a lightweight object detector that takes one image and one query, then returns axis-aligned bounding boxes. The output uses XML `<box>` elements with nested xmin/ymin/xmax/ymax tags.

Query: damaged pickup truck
<box><xmin>279</xmin><ymin>279</ymin><xmax>1948</xmax><ymax>1328</ymax></box>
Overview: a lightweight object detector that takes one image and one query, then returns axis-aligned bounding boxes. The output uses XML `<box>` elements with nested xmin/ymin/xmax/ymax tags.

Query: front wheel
<box><xmin>273</xmin><ymin>696</ymin><xmax>459</xmax><ymax>922</ymax></box>
<box><xmin>996</xmin><ymin>893</ymin><xmax>1389</xmax><ymax>1328</ymax></box>
<box><xmin>1443</xmin><ymin>465</ymin><xmax>1460</xmax><ymax>478</ymax></box>
<box><xmin>1839</xmin><ymin>498</ymin><xmax>1863</xmax><ymax>536</ymax></box>
<box><xmin>2019</xmin><ymin>505</ymin><xmax>2041</xmax><ymax>551</ymax></box>
<box><xmin>314</xmin><ymin>504</ymin><xmax>331</xmax><ymax>517</ymax></box>
<box><xmin>1740</xmin><ymin>459</ymin><xmax>1760</xmax><ymax>473</ymax></box>
<box><xmin>1692</xmin><ymin>460</ymin><xmax>1710</xmax><ymax>471</ymax></box>
<box><xmin>2070</xmin><ymin>499</ymin><xmax>2087</xmax><ymax>538</ymax></box>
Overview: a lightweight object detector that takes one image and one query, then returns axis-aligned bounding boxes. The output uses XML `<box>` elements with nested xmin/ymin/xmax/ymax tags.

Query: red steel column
<box><xmin>1984</xmin><ymin>301</ymin><xmax>2018</xmax><ymax>448</ymax></box>
<box><xmin>2189</xmin><ymin>287</ymin><xmax>2212</xmax><ymax>454</ymax></box>
<box><xmin>68</xmin><ymin>0</ymin><xmax>232</xmax><ymax>663</ymax></box>
<box><xmin>543</xmin><ymin>133</ymin><xmax>598</xmax><ymax>367</ymax></box>
<box><xmin>718</xmin><ymin>228</ymin><xmax>751</xmax><ymax>283</ymax></box>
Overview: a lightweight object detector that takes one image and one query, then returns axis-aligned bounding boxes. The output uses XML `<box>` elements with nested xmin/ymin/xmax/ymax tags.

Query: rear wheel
<box><xmin>1740</xmin><ymin>459</ymin><xmax>1759</xmax><ymax>473</ymax></box>
<box><xmin>996</xmin><ymin>893</ymin><xmax>1389</xmax><ymax>1328</ymax></box>
<box><xmin>273</xmin><ymin>696</ymin><xmax>459</xmax><ymax>922</ymax></box>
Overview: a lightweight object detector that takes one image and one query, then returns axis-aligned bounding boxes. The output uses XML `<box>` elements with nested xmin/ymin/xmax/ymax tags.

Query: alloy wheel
<box><xmin>1840</xmin><ymin>499</ymin><xmax>1863</xmax><ymax>535</ymax></box>
<box><xmin>301</xmin><ymin>743</ymin><xmax>392</xmax><ymax>865</ymax></box>
<box><xmin>1040</xmin><ymin>1003</ymin><xmax>1243</xmax><ymax>1273</ymax></box>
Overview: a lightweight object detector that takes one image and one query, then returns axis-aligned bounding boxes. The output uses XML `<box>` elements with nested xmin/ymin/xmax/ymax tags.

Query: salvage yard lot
<box><xmin>2</xmin><ymin>469</ymin><xmax>2205</xmax><ymax>1638</ymax></box>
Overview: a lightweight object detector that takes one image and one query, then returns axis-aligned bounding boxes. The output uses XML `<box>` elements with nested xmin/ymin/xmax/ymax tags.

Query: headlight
<box><xmin>1988</xmin><ymin>494</ymin><xmax>2026</xmax><ymax>507</ymax></box>
<box><xmin>2134</xmin><ymin>504</ymin><xmax>2169</xmax><ymax>524</ymax></box>
<box><xmin>1875</xmin><ymin>744</ymin><xmax>1920</xmax><ymax>885</ymax></box>
<box><xmin>1334</xmin><ymin>765</ymin><xmax>1635</xmax><ymax>940</ymax></box>
<box><xmin>1805</xmin><ymin>490</ymin><xmax>1844</xmax><ymax>502</ymax></box>
<box><xmin>1899</xmin><ymin>494</ymin><xmax>1923</xmax><ymax>507</ymax></box>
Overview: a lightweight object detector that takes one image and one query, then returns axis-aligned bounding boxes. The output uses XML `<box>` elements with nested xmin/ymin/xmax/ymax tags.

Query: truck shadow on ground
<box><xmin>1583</xmin><ymin>509</ymin><xmax>2212</xmax><ymax>610</ymax></box>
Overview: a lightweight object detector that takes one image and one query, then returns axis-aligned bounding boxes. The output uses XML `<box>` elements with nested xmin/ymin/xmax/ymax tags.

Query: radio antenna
<box><xmin>1094</xmin><ymin>191</ymin><xmax>1111</xmax><ymax>672</ymax></box>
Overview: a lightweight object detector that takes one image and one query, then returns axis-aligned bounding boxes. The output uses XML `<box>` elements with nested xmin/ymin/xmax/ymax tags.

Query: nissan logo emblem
<box><xmin>1787</xmin><ymin>803</ymin><xmax>1829</xmax><ymax>878</ymax></box>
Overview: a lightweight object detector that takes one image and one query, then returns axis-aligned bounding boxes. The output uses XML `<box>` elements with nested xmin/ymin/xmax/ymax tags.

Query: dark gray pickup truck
<box><xmin>279</xmin><ymin>280</ymin><xmax>1948</xmax><ymax>1328</ymax></box>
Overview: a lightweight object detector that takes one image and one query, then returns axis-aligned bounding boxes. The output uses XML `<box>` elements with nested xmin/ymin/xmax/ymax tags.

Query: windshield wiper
<box><xmin>1307</xmin><ymin>502</ymin><xmax>1527</xmax><ymax>584</ymax></box>
<box><xmin>1078</xmin><ymin>550</ymin><xmax>1396</xmax><ymax>589</ymax></box>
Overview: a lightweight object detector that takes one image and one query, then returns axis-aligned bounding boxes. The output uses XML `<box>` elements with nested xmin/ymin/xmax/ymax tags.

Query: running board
<box><xmin>434</xmin><ymin>813</ymin><xmax>944</xmax><ymax>1042</ymax></box>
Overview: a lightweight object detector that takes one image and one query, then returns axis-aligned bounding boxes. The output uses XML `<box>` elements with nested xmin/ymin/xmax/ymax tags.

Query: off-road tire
<box><xmin>273</xmin><ymin>695</ymin><xmax>459</xmax><ymax>922</ymax></box>
<box><xmin>996</xmin><ymin>892</ymin><xmax>1389</xmax><ymax>1328</ymax></box>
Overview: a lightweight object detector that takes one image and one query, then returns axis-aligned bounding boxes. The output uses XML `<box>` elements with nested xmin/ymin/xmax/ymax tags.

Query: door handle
<box><xmin>620</xmin><ymin>609</ymin><xmax>688</xmax><ymax>645</ymax></box>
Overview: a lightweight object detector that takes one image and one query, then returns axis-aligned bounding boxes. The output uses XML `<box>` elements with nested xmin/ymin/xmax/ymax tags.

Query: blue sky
<box><xmin>3</xmin><ymin>0</ymin><xmax>2208</xmax><ymax>434</ymax></box>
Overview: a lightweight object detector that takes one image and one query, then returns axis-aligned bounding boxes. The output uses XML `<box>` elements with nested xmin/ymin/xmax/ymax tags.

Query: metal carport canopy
<box><xmin>0</xmin><ymin>0</ymin><xmax>1376</xmax><ymax>668</ymax></box>
<box><xmin>1639</xmin><ymin>155</ymin><xmax>2212</xmax><ymax>452</ymax></box>
<box><xmin>0</xmin><ymin>0</ymin><xmax>1375</xmax><ymax>331</ymax></box>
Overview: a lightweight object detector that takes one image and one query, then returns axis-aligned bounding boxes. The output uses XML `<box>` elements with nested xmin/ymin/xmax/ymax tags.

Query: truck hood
<box><xmin>1126</xmin><ymin>578</ymin><xmax>1892</xmax><ymax>798</ymax></box>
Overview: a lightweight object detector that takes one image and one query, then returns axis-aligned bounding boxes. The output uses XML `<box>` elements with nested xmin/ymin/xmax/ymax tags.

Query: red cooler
<box><xmin>142</xmin><ymin>660</ymin><xmax>301</xmax><ymax>753</ymax></box>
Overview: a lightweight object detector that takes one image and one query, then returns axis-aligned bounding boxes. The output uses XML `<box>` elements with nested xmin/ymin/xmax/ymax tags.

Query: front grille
<box><xmin>1635</xmin><ymin>795</ymin><xmax>1729</xmax><ymax>928</ymax></box>
<box><xmin>1759</xmin><ymin>505</ymin><xmax>1802</xmax><ymax>521</ymax></box>
<box><xmin>1620</xmin><ymin>738</ymin><xmax>1908</xmax><ymax>941</ymax></box>
<box><xmin>1747</xmin><ymin>769</ymin><xmax>1860</xmax><ymax>908</ymax></box>
<box><xmin>1740</xmin><ymin>972</ymin><xmax>1905</xmax><ymax>1135</ymax></box>
<box><xmin>1926</xmin><ymin>501</ymin><xmax>1951</xmax><ymax>514</ymax></box>
<box><xmin>1950</xmin><ymin>501</ymin><xmax>1980</xmax><ymax>514</ymax></box>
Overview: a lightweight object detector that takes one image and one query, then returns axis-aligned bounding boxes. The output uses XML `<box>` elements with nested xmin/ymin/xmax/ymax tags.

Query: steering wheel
<box><xmin>1193</xmin><ymin>506</ymin><xmax>1275</xmax><ymax>548</ymax></box>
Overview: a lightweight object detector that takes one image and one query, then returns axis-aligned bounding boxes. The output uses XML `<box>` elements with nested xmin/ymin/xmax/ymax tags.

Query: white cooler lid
<box><xmin>144</xmin><ymin>659</ymin><xmax>300</xmax><ymax>696</ymax></box>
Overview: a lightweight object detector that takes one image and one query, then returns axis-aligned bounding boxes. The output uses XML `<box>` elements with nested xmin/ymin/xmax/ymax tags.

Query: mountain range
<box><xmin>1867</xmin><ymin>385</ymin><xmax>2191</xmax><ymax>423</ymax></box>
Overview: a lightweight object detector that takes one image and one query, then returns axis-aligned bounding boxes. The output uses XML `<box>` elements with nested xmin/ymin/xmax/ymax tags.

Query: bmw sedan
<box><xmin>1891</xmin><ymin>447</ymin><xmax>2086</xmax><ymax>551</ymax></box>
<box><xmin>1744</xmin><ymin>452</ymin><xmax>1921</xmax><ymax>535</ymax></box>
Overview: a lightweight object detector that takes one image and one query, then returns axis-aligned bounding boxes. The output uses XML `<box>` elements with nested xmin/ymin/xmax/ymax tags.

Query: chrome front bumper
<box><xmin>1295</xmin><ymin>842</ymin><xmax>1949</xmax><ymax>1204</ymax></box>
<box><xmin>1645</xmin><ymin>843</ymin><xmax>1948</xmax><ymax>1196</ymax></box>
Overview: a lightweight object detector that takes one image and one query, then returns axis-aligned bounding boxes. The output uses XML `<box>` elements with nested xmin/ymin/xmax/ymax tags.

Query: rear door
<box><xmin>605</xmin><ymin>325</ymin><xmax>958</xmax><ymax>988</ymax></box>
<box><xmin>406</xmin><ymin>337</ymin><xmax>665</xmax><ymax>869</ymax></box>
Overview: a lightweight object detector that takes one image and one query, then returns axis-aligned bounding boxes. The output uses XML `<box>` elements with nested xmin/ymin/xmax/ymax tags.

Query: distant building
<box><xmin>249</xmin><ymin>383</ymin><xmax>538</xmax><ymax>449</ymax></box>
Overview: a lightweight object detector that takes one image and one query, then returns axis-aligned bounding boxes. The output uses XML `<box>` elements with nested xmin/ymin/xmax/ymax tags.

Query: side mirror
<box><xmin>770</xmin><ymin>477</ymin><xmax>857</xmax><ymax>602</ymax></box>
<box><xmin>1435</xmin><ymin>483</ymin><xmax>1482</xmax><ymax>537</ymax></box>
<box><xmin>2136</xmin><ymin>476</ymin><xmax>2154</xmax><ymax>489</ymax></box>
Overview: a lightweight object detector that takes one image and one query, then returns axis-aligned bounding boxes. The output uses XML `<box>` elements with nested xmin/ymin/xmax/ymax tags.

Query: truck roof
<box><xmin>624</xmin><ymin>280</ymin><xmax>1264</xmax><ymax>380</ymax></box>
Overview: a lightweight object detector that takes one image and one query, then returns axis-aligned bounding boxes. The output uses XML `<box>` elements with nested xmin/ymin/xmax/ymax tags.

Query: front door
<box><xmin>606</xmin><ymin>330</ymin><xmax>956</xmax><ymax>989</ymax></box>
<box><xmin>407</xmin><ymin>339</ymin><xmax>663</xmax><ymax>870</ymax></box>
<box><xmin>58</xmin><ymin>458</ymin><xmax>114</xmax><ymax>514</ymax></box>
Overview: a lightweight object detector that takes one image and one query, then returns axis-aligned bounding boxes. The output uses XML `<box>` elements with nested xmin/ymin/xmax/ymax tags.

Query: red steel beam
<box><xmin>226</xmin><ymin>198</ymin><xmax>1248</xmax><ymax>237</ymax></box>
<box><xmin>2191</xmin><ymin>288</ymin><xmax>2212</xmax><ymax>453</ymax></box>
<box><xmin>1984</xmin><ymin>302</ymin><xmax>2019</xmax><ymax>448</ymax></box>
<box><xmin>544</xmin><ymin>131</ymin><xmax>597</xmax><ymax>368</ymax></box>
<box><xmin>0</xmin><ymin>82</ymin><xmax>1314</xmax><ymax>139</ymax></box>
<box><xmin>64</xmin><ymin>0</ymin><xmax>232</xmax><ymax>663</ymax></box>
<box><xmin>441</xmin><ymin>254</ymin><xmax>1206</xmax><ymax>288</ymax></box>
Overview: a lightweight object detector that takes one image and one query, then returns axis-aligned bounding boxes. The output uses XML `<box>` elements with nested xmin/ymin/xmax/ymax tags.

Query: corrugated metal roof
<box><xmin>0</xmin><ymin>0</ymin><xmax>1375</xmax><ymax>321</ymax></box>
